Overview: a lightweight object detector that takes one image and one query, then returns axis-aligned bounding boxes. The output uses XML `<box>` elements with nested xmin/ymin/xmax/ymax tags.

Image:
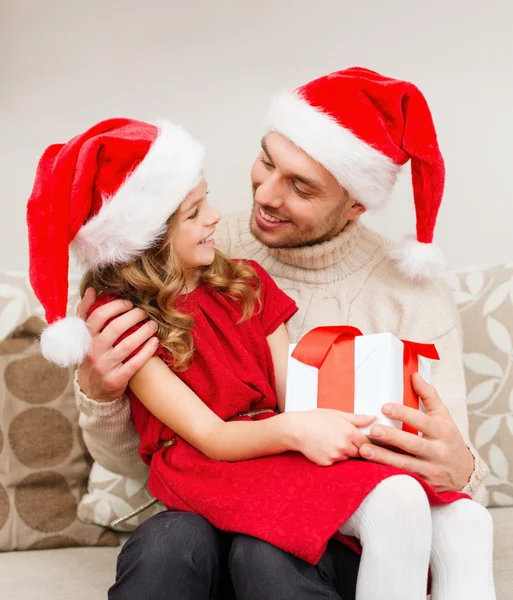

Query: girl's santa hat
<box><xmin>26</xmin><ymin>118</ymin><xmax>205</xmax><ymax>367</ymax></box>
<box><xmin>265</xmin><ymin>67</ymin><xmax>446</xmax><ymax>279</ymax></box>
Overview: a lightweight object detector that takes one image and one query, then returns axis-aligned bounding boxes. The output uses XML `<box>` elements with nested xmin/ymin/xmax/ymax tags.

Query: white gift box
<box><xmin>285</xmin><ymin>331</ymin><xmax>435</xmax><ymax>436</ymax></box>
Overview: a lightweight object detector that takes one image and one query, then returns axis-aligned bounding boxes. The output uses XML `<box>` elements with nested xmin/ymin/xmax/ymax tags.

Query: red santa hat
<box><xmin>265</xmin><ymin>67</ymin><xmax>446</xmax><ymax>279</ymax></box>
<box><xmin>27</xmin><ymin>118</ymin><xmax>205</xmax><ymax>367</ymax></box>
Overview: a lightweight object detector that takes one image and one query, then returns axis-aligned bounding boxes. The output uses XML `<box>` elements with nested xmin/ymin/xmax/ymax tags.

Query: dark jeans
<box><xmin>109</xmin><ymin>511</ymin><xmax>360</xmax><ymax>600</ymax></box>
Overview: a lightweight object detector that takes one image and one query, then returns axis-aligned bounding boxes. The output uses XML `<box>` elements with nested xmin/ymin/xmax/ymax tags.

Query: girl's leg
<box><xmin>430</xmin><ymin>499</ymin><xmax>495</xmax><ymax>600</ymax></box>
<box><xmin>339</xmin><ymin>475</ymin><xmax>432</xmax><ymax>600</ymax></box>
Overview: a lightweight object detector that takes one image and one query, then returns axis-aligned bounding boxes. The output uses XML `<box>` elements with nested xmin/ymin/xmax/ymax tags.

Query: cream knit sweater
<box><xmin>75</xmin><ymin>214</ymin><xmax>488</xmax><ymax>502</ymax></box>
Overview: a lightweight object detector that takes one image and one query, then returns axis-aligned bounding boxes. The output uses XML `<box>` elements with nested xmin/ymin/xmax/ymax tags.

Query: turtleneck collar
<box><xmin>236</xmin><ymin>218</ymin><xmax>390</xmax><ymax>285</ymax></box>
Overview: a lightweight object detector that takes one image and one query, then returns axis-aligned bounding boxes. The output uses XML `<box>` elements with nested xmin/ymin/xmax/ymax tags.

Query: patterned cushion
<box><xmin>0</xmin><ymin>318</ymin><xmax>118</xmax><ymax>550</ymax></box>
<box><xmin>0</xmin><ymin>270</ymin><xmax>158</xmax><ymax>533</ymax></box>
<box><xmin>0</xmin><ymin>271</ymin><xmax>81</xmax><ymax>342</ymax></box>
<box><xmin>443</xmin><ymin>263</ymin><xmax>513</xmax><ymax>507</ymax></box>
<box><xmin>77</xmin><ymin>462</ymin><xmax>164</xmax><ymax>532</ymax></box>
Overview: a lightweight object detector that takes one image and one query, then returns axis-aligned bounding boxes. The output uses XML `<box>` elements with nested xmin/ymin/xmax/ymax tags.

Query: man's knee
<box><xmin>229</xmin><ymin>535</ymin><xmax>293</xmax><ymax>581</ymax></box>
<box><xmin>120</xmin><ymin>511</ymin><xmax>222</xmax><ymax>569</ymax></box>
<box><xmin>230</xmin><ymin>535</ymin><xmax>277</xmax><ymax>571</ymax></box>
<box><xmin>110</xmin><ymin>512</ymin><xmax>225</xmax><ymax>600</ymax></box>
<box><xmin>229</xmin><ymin>536</ymin><xmax>346</xmax><ymax>600</ymax></box>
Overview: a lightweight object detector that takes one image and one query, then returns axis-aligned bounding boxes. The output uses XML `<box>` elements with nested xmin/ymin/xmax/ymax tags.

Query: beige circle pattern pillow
<box><xmin>0</xmin><ymin>317</ymin><xmax>118</xmax><ymax>550</ymax></box>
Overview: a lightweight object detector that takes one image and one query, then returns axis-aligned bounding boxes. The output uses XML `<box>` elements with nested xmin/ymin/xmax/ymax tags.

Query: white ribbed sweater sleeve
<box><xmin>74</xmin><ymin>372</ymin><xmax>148</xmax><ymax>478</ymax></box>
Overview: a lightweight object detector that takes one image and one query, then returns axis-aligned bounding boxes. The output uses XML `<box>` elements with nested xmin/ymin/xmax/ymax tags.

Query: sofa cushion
<box><xmin>1</xmin><ymin>509</ymin><xmax>511</xmax><ymax>600</ymax></box>
<box><xmin>77</xmin><ymin>462</ymin><xmax>164</xmax><ymax>532</ymax></box>
<box><xmin>0</xmin><ymin>317</ymin><xmax>118</xmax><ymax>550</ymax></box>
<box><xmin>0</xmin><ymin>271</ymin><xmax>81</xmax><ymax>342</ymax></box>
<box><xmin>0</xmin><ymin>536</ymin><xmax>125</xmax><ymax>600</ymax></box>
<box><xmin>0</xmin><ymin>269</ymin><xmax>160</xmax><ymax>533</ymax></box>
<box><xmin>444</xmin><ymin>263</ymin><xmax>513</xmax><ymax>507</ymax></box>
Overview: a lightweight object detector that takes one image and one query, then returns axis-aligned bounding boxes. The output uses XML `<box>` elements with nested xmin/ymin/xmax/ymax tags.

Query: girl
<box><xmin>27</xmin><ymin>118</ymin><xmax>495</xmax><ymax>600</ymax></box>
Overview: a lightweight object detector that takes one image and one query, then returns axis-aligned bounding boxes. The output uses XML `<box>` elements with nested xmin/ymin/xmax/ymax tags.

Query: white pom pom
<box><xmin>391</xmin><ymin>236</ymin><xmax>445</xmax><ymax>280</ymax></box>
<box><xmin>40</xmin><ymin>316</ymin><xmax>92</xmax><ymax>367</ymax></box>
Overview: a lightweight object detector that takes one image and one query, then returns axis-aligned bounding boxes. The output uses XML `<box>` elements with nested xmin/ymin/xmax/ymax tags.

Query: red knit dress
<box><xmin>91</xmin><ymin>260</ymin><xmax>467</xmax><ymax>565</ymax></box>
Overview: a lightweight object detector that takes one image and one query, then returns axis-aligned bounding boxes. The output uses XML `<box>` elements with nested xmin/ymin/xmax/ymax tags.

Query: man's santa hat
<box><xmin>265</xmin><ymin>67</ymin><xmax>446</xmax><ymax>279</ymax></box>
<box><xmin>27</xmin><ymin>118</ymin><xmax>205</xmax><ymax>367</ymax></box>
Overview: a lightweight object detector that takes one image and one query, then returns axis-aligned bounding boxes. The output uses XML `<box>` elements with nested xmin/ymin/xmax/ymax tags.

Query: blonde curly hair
<box><xmin>80</xmin><ymin>214</ymin><xmax>260</xmax><ymax>371</ymax></box>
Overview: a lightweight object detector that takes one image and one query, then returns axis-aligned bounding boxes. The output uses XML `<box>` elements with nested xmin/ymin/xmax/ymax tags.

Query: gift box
<box><xmin>285</xmin><ymin>326</ymin><xmax>439</xmax><ymax>436</ymax></box>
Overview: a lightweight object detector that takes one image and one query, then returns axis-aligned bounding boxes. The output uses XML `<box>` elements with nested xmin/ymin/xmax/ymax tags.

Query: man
<box><xmin>75</xmin><ymin>67</ymin><xmax>488</xmax><ymax>599</ymax></box>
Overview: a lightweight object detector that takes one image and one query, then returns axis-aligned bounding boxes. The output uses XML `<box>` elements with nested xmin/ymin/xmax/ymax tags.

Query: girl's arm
<box><xmin>129</xmin><ymin>356</ymin><xmax>294</xmax><ymax>462</ymax></box>
<box><xmin>129</xmin><ymin>349</ymin><xmax>375</xmax><ymax>464</ymax></box>
<box><xmin>265</xmin><ymin>323</ymin><xmax>291</xmax><ymax>413</ymax></box>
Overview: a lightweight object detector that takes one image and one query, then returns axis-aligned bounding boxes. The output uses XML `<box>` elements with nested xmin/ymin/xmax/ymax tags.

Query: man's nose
<box><xmin>255</xmin><ymin>178</ymin><xmax>284</xmax><ymax>209</ymax></box>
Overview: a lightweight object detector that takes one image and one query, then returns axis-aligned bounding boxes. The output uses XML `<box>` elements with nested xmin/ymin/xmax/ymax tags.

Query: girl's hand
<box><xmin>284</xmin><ymin>409</ymin><xmax>376</xmax><ymax>466</ymax></box>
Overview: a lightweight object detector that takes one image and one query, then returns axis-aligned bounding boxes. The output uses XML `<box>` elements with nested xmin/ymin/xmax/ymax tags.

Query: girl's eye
<box><xmin>188</xmin><ymin>208</ymin><xmax>200</xmax><ymax>220</ymax></box>
<box><xmin>260</xmin><ymin>156</ymin><xmax>274</xmax><ymax>169</ymax></box>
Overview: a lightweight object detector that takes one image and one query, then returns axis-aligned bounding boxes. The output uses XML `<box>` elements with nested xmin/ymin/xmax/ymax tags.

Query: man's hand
<box><xmin>359</xmin><ymin>373</ymin><xmax>474</xmax><ymax>493</ymax></box>
<box><xmin>76</xmin><ymin>288</ymin><xmax>159</xmax><ymax>402</ymax></box>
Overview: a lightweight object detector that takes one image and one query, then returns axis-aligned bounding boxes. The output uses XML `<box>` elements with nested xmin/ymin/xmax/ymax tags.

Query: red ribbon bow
<box><xmin>291</xmin><ymin>326</ymin><xmax>439</xmax><ymax>434</ymax></box>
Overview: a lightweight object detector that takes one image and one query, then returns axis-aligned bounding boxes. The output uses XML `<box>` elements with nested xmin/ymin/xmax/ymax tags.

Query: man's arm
<box><xmin>75</xmin><ymin>372</ymin><xmax>148</xmax><ymax>478</ymax></box>
<box><xmin>74</xmin><ymin>288</ymin><xmax>157</xmax><ymax>478</ymax></box>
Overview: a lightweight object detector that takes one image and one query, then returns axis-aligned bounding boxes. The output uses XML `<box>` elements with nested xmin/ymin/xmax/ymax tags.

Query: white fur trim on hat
<box><xmin>71</xmin><ymin>121</ymin><xmax>205</xmax><ymax>269</ymax></box>
<box><xmin>390</xmin><ymin>237</ymin><xmax>445</xmax><ymax>280</ymax></box>
<box><xmin>41</xmin><ymin>316</ymin><xmax>92</xmax><ymax>367</ymax></box>
<box><xmin>265</xmin><ymin>92</ymin><xmax>400</xmax><ymax>209</ymax></box>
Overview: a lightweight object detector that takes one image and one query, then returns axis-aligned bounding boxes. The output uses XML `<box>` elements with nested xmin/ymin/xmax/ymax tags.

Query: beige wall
<box><xmin>1</xmin><ymin>0</ymin><xmax>512</xmax><ymax>273</ymax></box>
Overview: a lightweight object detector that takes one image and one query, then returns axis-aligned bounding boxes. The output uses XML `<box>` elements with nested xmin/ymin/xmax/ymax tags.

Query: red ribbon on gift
<box><xmin>291</xmin><ymin>326</ymin><xmax>439</xmax><ymax>435</ymax></box>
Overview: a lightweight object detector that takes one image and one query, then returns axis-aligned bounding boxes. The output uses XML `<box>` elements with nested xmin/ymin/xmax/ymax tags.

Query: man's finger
<box><xmin>382</xmin><ymin>402</ymin><xmax>441</xmax><ymax>439</ymax></box>
<box><xmin>85</xmin><ymin>299</ymin><xmax>134</xmax><ymax>337</ymax></box>
<box><xmin>369</xmin><ymin>424</ymin><xmax>428</xmax><ymax>457</ymax></box>
<box><xmin>117</xmin><ymin>337</ymin><xmax>160</xmax><ymax>382</ymax></box>
<box><xmin>99</xmin><ymin>307</ymin><xmax>152</xmax><ymax>351</ymax></box>
<box><xmin>76</xmin><ymin>288</ymin><xmax>97</xmax><ymax>320</ymax></box>
<box><xmin>111</xmin><ymin>320</ymin><xmax>159</xmax><ymax>363</ymax></box>
<box><xmin>359</xmin><ymin>442</ymin><xmax>428</xmax><ymax>477</ymax></box>
<box><xmin>90</xmin><ymin>306</ymin><xmax>149</xmax><ymax>352</ymax></box>
<box><xmin>412</xmin><ymin>373</ymin><xmax>449</xmax><ymax>417</ymax></box>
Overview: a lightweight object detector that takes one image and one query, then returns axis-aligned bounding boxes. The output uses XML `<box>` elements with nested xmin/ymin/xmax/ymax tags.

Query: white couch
<box><xmin>1</xmin><ymin>262</ymin><xmax>513</xmax><ymax>599</ymax></box>
<box><xmin>1</xmin><ymin>507</ymin><xmax>512</xmax><ymax>599</ymax></box>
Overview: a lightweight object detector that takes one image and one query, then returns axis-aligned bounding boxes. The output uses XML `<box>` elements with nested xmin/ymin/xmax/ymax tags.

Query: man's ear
<box><xmin>346</xmin><ymin>200</ymin><xmax>367</xmax><ymax>220</ymax></box>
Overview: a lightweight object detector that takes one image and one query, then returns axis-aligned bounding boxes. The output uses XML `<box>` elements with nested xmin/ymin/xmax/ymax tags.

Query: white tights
<box><xmin>339</xmin><ymin>475</ymin><xmax>495</xmax><ymax>600</ymax></box>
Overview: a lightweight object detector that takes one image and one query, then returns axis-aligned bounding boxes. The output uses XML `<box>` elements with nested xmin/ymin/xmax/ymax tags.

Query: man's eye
<box><xmin>188</xmin><ymin>208</ymin><xmax>200</xmax><ymax>219</ymax></box>
<box><xmin>292</xmin><ymin>183</ymin><xmax>310</xmax><ymax>197</ymax></box>
<box><xmin>260</xmin><ymin>156</ymin><xmax>274</xmax><ymax>169</ymax></box>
